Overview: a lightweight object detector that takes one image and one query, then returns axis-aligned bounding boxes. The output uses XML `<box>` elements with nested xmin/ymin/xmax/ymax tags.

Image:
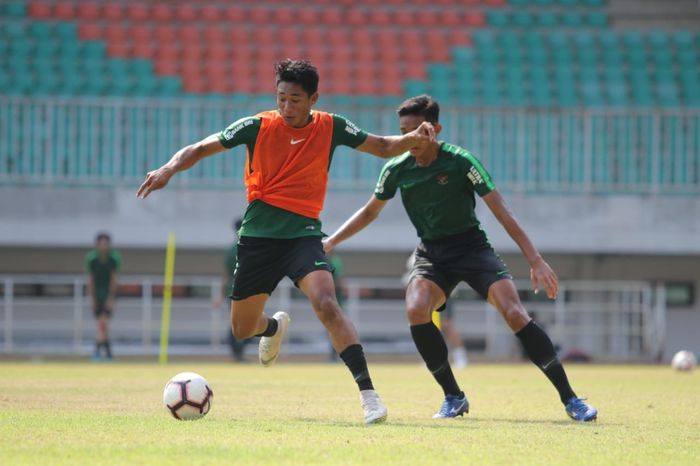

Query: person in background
<box><xmin>85</xmin><ymin>232</ymin><xmax>121</xmax><ymax>361</ymax></box>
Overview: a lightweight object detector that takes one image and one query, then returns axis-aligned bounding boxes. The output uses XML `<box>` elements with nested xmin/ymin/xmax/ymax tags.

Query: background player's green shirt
<box><xmin>84</xmin><ymin>250</ymin><xmax>122</xmax><ymax>302</ymax></box>
<box><xmin>374</xmin><ymin>142</ymin><xmax>495</xmax><ymax>241</ymax></box>
<box><xmin>218</xmin><ymin>113</ymin><xmax>368</xmax><ymax>239</ymax></box>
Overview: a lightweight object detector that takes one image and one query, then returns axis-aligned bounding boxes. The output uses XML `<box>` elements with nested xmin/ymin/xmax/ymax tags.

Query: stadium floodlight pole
<box><xmin>159</xmin><ymin>232</ymin><xmax>177</xmax><ymax>365</ymax></box>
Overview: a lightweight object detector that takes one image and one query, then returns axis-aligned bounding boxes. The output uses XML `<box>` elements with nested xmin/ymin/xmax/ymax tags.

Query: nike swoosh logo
<box><xmin>314</xmin><ymin>261</ymin><xmax>327</xmax><ymax>267</ymax></box>
<box><xmin>449</xmin><ymin>400</ymin><xmax>467</xmax><ymax>415</ymax></box>
<box><xmin>496</xmin><ymin>270</ymin><xmax>510</xmax><ymax>276</ymax></box>
<box><xmin>291</xmin><ymin>138</ymin><xmax>305</xmax><ymax>145</ymax></box>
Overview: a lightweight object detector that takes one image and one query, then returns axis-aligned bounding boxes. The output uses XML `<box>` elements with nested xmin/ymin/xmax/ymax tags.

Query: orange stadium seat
<box><xmin>321</xmin><ymin>8</ymin><xmax>343</xmax><ymax>26</ymax></box>
<box><xmin>369</xmin><ymin>9</ymin><xmax>392</xmax><ymax>26</ymax></box>
<box><xmin>154</xmin><ymin>59</ymin><xmax>179</xmax><ymax>76</ymax></box>
<box><xmin>130</xmin><ymin>24</ymin><xmax>152</xmax><ymax>44</ymax></box>
<box><xmin>224</xmin><ymin>6</ymin><xmax>246</xmax><ymax>23</ymax></box>
<box><xmin>203</xmin><ymin>26</ymin><xmax>227</xmax><ymax>44</ymax></box>
<box><xmin>273</xmin><ymin>7</ymin><xmax>296</xmax><ymax>24</ymax></box>
<box><xmin>154</xmin><ymin>25</ymin><xmax>176</xmax><ymax>43</ymax></box>
<box><xmin>201</xmin><ymin>5</ymin><xmax>221</xmax><ymax>23</ymax></box>
<box><xmin>249</xmin><ymin>7</ymin><xmax>270</xmax><ymax>24</ymax></box>
<box><xmin>107</xmin><ymin>41</ymin><xmax>131</xmax><ymax>58</ymax></box>
<box><xmin>132</xmin><ymin>42</ymin><xmax>157</xmax><ymax>60</ymax></box>
<box><xmin>105</xmin><ymin>24</ymin><xmax>127</xmax><ymax>43</ymax></box>
<box><xmin>297</xmin><ymin>8</ymin><xmax>318</xmax><ymax>24</ymax></box>
<box><xmin>465</xmin><ymin>11</ymin><xmax>486</xmax><ymax>27</ymax></box>
<box><xmin>346</xmin><ymin>9</ymin><xmax>367</xmax><ymax>26</ymax></box>
<box><xmin>395</xmin><ymin>10</ymin><xmax>414</xmax><ymax>27</ymax></box>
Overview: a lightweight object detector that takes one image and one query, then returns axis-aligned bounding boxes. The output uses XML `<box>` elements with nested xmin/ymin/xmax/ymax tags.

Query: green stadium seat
<box><xmin>4</xmin><ymin>2</ymin><xmax>27</xmax><ymax>18</ymax></box>
<box><xmin>29</xmin><ymin>22</ymin><xmax>54</xmax><ymax>39</ymax></box>
<box><xmin>535</xmin><ymin>0</ymin><xmax>556</xmax><ymax>6</ymax></box>
<box><xmin>486</xmin><ymin>11</ymin><xmax>509</xmax><ymax>28</ymax></box>
<box><xmin>559</xmin><ymin>0</ymin><xmax>578</xmax><ymax>6</ymax></box>
<box><xmin>55</xmin><ymin>23</ymin><xmax>78</xmax><ymax>41</ymax></box>
<box><xmin>83</xmin><ymin>42</ymin><xmax>106</xmax><ymax>60</ymax></box>
<box><xmin>512</xmin><ymin>12</ymin><xmax>534</xmax><ymax>28</ymax></box>
<box><xmin>587</xmin><ymin>13</ymin><xmax>608</xmax><ymax>28</ymax></box>
<box><xmin>452</xmin><ymin>47</ymin><xmax>474</xmax><ymax>65</ymax></box>
<box><xmin>537</xmin><ymin>12</ymin><xmax>559</xmax><ymax>27</ymax></box>
<box><xmin>623</xmin><ymin>31</ymin><xmax>645</xmax><ymax>49</ymax></box>
<box><xmin>5</xmin><ymin>22</ymin><xmax>26</xmax><ymax>38</ymax></box>
<box><xmin>672</xmin><ymin>30</ymin><xmax>694</xmax><ymax>48</ymax></box>
<box><xmin>562</xmin><ymin>12</ymin><xmax>584</xmax><ymax>27</ymax></box>
<box><xmin>584</xmin><ymin>0</ymin><xmax>606</xmax><ymax>6</ymax></box>
<box><xmin>677</xmin><ymin>50</ymin><xmax>697</xmax><ymax>67</ymax></box>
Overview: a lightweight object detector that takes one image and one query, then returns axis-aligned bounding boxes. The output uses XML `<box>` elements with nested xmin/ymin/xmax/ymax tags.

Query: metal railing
<box><xmin>0</xmin><ymin>97</ymin><xmax>698</xmax><ymax>193</ymax></box>
<box><xmin>0</xmin><ymin>273</ymin><xmax>666</xmax><ymax>361</ymax></box>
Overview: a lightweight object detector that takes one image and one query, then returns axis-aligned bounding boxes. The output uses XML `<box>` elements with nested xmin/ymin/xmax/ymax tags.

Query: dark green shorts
<box><xmin>408</xmin><ymin>227</ymin><xmax>513</xmax><ymax>302</ymax></box>
<box><xmin>94</xmin><ymin>301</ymin><xmax>112</xmax><ymax>318</ymax></box>
<box><xmin>231</xmin><ymin>236</ymin><xmax>334</xmax><ymax>301</ymax></box>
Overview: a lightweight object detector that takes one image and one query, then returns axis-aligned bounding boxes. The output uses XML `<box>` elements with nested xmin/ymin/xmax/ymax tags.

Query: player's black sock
<box><xmin>516</xmin><ymin>320</ymin><xmax>576</xmax><ymax>404</ymax></box>
<box><xmin>255</xmin><ymin>317</ymin><xmax>278</xmax><ymax>337</ymax></box>
<box><xmin>339</xmin><ymin>344</ymin><xmax>374</xmax><ymax>391</ymax></box>
<box><xmin>410</xmin><ymin>322</ymin><xmax>462</xmax><ymax>397</ymax></box>
<box><xmin>104</xmin><ymin>340</ymin><xmax>112</xmax><ymax>358</ymax></box>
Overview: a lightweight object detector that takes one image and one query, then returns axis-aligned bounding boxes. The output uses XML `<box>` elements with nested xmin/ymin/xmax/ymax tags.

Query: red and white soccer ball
<box><xmin>163</xmin><ymin>372</ymin><xmax>213</xmax><ymax>420</ymax></box>
<box><xmin>671</xmin><ymin>350</ymin><xmax>696</xmax><ymax>372</ymax></box>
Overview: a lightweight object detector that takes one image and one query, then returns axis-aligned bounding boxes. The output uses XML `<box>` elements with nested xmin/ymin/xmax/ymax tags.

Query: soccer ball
<box><xmin>163</xmin><ymin>372</ymin><xmax>213</xmax><ymax>420</ymax></box>
<box><xmin>671</xmin><ymin>350</ymin><xmax>696</xmax><ymax>372</ymax></box>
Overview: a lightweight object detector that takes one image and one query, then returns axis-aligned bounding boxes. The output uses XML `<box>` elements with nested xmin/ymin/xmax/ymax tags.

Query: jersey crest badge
<box><xmin>436</xmin><ymin>174</ymin><xmax>449</xmax><ymax>185</ymax></box>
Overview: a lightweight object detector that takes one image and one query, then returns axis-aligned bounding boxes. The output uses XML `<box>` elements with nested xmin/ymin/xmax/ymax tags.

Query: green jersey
<box><xmin>84</xmin><ymin>250</ymin><xmax>122</xmax><ymax>302</ymax></box>
<box><xmin>218</xmin><ymin>112</ymin><xmax>368</xmax><ymax>239</ymax></box>
<box><xmin>374</xmin><ymin>142</ymin><xmax>495</xmax><ymax>241</ymax></box>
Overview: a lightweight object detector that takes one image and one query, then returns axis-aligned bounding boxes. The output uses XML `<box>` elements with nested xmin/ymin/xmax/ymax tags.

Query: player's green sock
<box><xmin>516</xmin><ymin>320</ymin><xmax>576</xmax><ymax>404</ymax></box>
<box><xmin>410</xmin><ymin>322</ymin><xmax>462</xmax><ymax>397</ymax></box>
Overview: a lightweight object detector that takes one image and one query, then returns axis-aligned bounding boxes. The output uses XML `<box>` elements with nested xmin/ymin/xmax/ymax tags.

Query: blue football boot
<box><xmin>433</xmin><ymin>393</ymin><xmax>469</xmax><ymax>419</ymax></box>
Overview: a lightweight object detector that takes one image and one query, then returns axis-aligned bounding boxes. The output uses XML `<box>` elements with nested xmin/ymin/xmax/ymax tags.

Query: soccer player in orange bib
<box><xmin>137</xmin><ymin>60</ymin><xmax>435</xmax><ymax>424</ymax></box>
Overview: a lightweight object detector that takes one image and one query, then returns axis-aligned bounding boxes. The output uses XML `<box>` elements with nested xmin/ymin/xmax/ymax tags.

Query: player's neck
<box><xmin>415</xmin><ymin>143</ymin><xmax>440</xmax><ymax>167</ymax></box>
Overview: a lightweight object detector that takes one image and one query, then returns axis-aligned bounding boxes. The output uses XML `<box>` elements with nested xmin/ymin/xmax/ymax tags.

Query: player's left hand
<box><xmin>530</xmin><ymin>258</ymin><xmax>558</xmax><ymax>299</ymax></box>
<box><xmin>410</xmin><ymin>121</ymin><xmax>436</xmax><ymax>146</ymax></box>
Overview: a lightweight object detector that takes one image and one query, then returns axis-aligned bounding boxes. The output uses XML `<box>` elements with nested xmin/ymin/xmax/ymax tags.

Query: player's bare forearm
<box><xmin>325</xmin><ymin>197</ymin><xmax>387</xmax><ymax>253</ymax></box>
<box><xmin>358</xmin><ymin>122</ymin><xmax>436</xmax><ymax>158</ymax></box>
<box><xmin>137</xmin><ymin>134</ymin><xmax>225</xmax><ymax>198</ymax></box>
<box><xmin>483</xmin><ymin>190</ymin><xmax>542</xmax><ymax>265</ymax></box>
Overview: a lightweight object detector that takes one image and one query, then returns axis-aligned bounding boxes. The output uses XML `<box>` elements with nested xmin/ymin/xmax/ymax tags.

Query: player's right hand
<box><xmin>410</xmin><ymin>121</ymin><xmax>436</xmax><ymax>145</ymax></box>
<box><xmin>137</xmin><ymin>166</ymin><xmax>174</xmax><ymax>199</ymax></box>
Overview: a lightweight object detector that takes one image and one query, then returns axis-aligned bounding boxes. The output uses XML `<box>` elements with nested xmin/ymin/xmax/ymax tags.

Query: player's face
<box><xmin>97</xmin><ymin>238</ymin><xmax>110</xmax><ymax>254</ymax></box>
<box><xmin>276</xmin><ymin>81</ymin><xmax>318</xmax><ymax>128</ymax></box>
<box><xmin>399</xmin><ymin>114</ymin><xmax>439</xmax><ymax>157</ymax></box>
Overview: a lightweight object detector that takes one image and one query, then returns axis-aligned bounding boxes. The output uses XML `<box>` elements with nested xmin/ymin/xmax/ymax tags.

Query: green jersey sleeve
<box><xmin>462</xmin><ymin>151</ymin><xmax>496</xmax><ymax>196</ymax></box>
<box><xmin>218</xmin><ymin>116</ymin><xmax>261</xmax><ymax>149</ymax></box>
<box><xmin>331</xmin><ymin>114</ymin><xmax>368</xmax><ymax>149</ymax></box>
<box><xmin>110</xmin><ymin>251</ymin><xmax>122</xmax><ymax>272</ymax></box>
<box><xmin>373</xmin><ymin>159</ymin><xmax>399</xmax><ymax>200</ymax></box>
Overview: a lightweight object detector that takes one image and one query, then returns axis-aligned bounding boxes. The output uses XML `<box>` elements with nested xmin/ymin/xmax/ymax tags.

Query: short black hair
<box><xmin>274</xmin><ymin>59</ymin><xmax>319</xmax><ymax>96</ymax></box>
<box><xmin>397</xmin><ymin>95</ymin><xmax>440</xmax><ymax>124</ymax></box>
<box><xmin>95</xmin><ymin>232</ymin><xmax>111</xmax><ymax>243</ymax></box>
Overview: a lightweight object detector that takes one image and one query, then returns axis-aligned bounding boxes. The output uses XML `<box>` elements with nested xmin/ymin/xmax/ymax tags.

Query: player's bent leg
<box><xmin>230</xmin><ymin>294</ymin><xmax>270</xmax><ymax>339</ymax></box>
<box><xmin>486</xmin><ymin>279</ymin><xmax>530</xmax><ymax>332</ymax></box>
<box><xmin>299</xmin><ymin>270</ymin><xmax>386</xmax><ymax>424</ymax></box>
<box><xmin>487</xmin><ymin>279</ymin><xmax>597</xmax><ymax>420</ymax></box>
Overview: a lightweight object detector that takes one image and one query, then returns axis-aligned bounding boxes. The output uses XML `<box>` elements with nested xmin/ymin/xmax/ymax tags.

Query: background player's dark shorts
<box><xmin>408</xmin><ymin>226</ymin><xmax>513</xmax><ymax>302</ymax></box>
<box><xmin>231</xmin><ymin>236</ymin><xmax>334</xmax><ymax>300</ymax></box>
<box><xmin>94</xmin><ymin>301</ymin><xmax>111</xmax><ymax>318</ymax></box>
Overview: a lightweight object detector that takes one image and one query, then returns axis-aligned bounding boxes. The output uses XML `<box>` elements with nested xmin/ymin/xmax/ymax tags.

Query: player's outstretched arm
<box><xmin>482</xmin><ymin>190</ymin><xmax>559</xmax><ymax>299</ymax></box>
<box><xmin>136</xmin><ymin>134</ymin><xmax>226</xmax><ymax>199</ymax></box>
<box><xmin>323</xmin><ymin>196</ymin><xmax>388</xmax><ymax>254</ymax></box>
<box><xmin>356</xmin><ymin>122</ymin><xmax>435</xmax><ymax>159</ymax></box>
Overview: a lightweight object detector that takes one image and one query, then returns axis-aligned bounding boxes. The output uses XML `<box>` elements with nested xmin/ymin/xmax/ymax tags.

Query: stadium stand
<box><xmin>0</xmin><ymin>0</ymin><xmax>695</xmax><ymax>106</ymax></box>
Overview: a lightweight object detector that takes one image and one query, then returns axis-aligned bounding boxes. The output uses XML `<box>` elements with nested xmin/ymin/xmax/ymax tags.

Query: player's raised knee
<box><xmin>313</xmin><ymin>294</ymin><xmax>342</xmax><ymax>324</ymax></box>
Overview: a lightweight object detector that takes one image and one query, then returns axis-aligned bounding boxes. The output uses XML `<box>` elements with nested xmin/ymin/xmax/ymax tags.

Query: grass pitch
<box><xmin>1</xmin><ymin>361</ymin><xmax>698</xmax><ymax>465</ymax></box>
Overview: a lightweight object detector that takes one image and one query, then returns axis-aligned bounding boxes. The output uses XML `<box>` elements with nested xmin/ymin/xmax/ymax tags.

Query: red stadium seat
<box><xmin>105</xmin><ymin>24</ymin><xmax>127</xmax><ymax>43</ymax></box>
<box><xmin>152</xmin><ymin>3</ymin><xmax>174</xmax><ymax>22</ymax></box>
<box><xmin>103</xmin><ymin>3</ymin><xmax>123</xmax><ymax>21</ymax></box>
<box><xmin>228</xmin><ymin>28</ymin><xmax>250</xmax><ymax>44</ymax></box>
<box><xmin>78</xmin><ymin>23</ymin><xmax>102</xmax><ymax>41</ymax></box>
<box><xmin>297</xmin><ymin>8</ymin><xmax>318</xmax><ymax>24</ymax></box>
<box><xmin>415</xmin><ymin>9</ymin><xmax>440</xmax><ymax>27</ymax></box>
<box><xmin>107</xmin><ymin>41</ymin><xmax>131</xmax><ymax>58</ymax></box>
<box><xmin>181</xmin><ymin>25</ymin><xmax>200</xmax><ymax>43</ymax></box>
<box><xmin>249</xmin><ymin>7</ymin><xmax>270</xmax><ymax>24</ymax></box>
<box><xmin>126</xmin><ymin>3</ymin><xmax>150</xmax><ymax>22</ymax></box>
<box><xmin>224</xmin><ymin>6</ymin><xmax>246</xmax><ymax>23</ymax></box>
<box><xmin>351</xmin><ymin>30</ymin><xmax>374</xmax><ymax>48</ymax></box>
<box><xmin>273</xmin><ymin>7</ymin><xmax>296</xmax><ymax>24</ymax></box>
<box><xmin>369</xmin><ymin>9</ymin><xmax>392</xmax><ymax>26</ymax></box>
<box><xmin>452</xmin><ymin>29</ymin><xmax>472</xmax><ymax>46</ymax></box>
<box><xmin>440</xmin><ymin>9</ymin><xmax>463</xmax><ymax>27</ymax></box>
<box><xmin>154</xmin><ymin>59</ymin><xmax>179</xmax><ymax>76</ymax></box>
<box><xmin>484</xmin><ymin>0</ymin><xmax>505</xmax><ymax>6</ymax></box>
<box><xmin>203</xmin><ymin>26</ymin><xmax>226</xmax><ymax>44</ymax></box>
<box><xmin>154</xmin><ymin>25</ymin><xmax>176</xmax><ymax>43</ymax></box>
<box><xmin>346</xmin><ymin>9</ymin><xmax>367</xmax><ymax>26</ymax></box>
<box><xmin>54</xmin><ymin>2</ymin><xmax>75</xmax><ymax>19</ymax></box>
<box><xmin>132</xmin><ymin>42</ymin><xmax>157</xmax><ymax>59</ymax></box>
<box><xmin>158</xmin><ymin>43</ymin><xmax>180</xmax><ymax>61</ymax></box>
<box><xmin>76</xmin><ymin>2</ymin><xmax>100</xmax><ymax>20</ymax></box>
<box><xmin>321</xmin><ymin>8</ymin><xmax>343</xmax><ymax>26</ymax></box>
<box><xmin>465</xmin><ymin>11</ymin><xmax>486</xmax><ymax>27</ymax></box>
<box><xmin>394</xmin><ymin>10</ymin><xmax>415</xmax><ymax>27</ymax></box>
<box><xmin>28</xmin><ymin>1</ymin><xmax>52</xmax><ymax>18</ymax></box>
<box><xmin>176</xmin><ymin>4</ymin><xmax>199</xmax><ymax>22</ymax></box>
<box><xmin>130</xmin><ymin>24</ymin><xmax>152</xmax><ymax>43</ymax></box>
<box><xmin>201</xmin><ymin>5</ymin><xmax>221</xmax><ymax>23</ymax></box>
<box><xmin>206</xmin><ymin>44</ymin><xmax>229</xmax><ymax>62</ymax></box>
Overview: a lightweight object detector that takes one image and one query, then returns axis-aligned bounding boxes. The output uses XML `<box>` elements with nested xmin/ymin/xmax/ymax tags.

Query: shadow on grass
<box><xmin>290</xmin><ymin>417</ymin><xmax>608</xmax><ymax>429</ymax></box>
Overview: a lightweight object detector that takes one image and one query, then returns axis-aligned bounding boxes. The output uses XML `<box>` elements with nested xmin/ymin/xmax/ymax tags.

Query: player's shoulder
<box><xmin>85</xmin><ymin>249</ymin><xmax>98</xmax><ymax>262</ymax></box>
<box><xmin>330</xmin><ymin>112</ymin><xmax>363</xmax><ymax>135</ymax></box>
<box><xmin>384</xmin><ymin>152</ymin><xmax>413</xmax><ymax>170</ymax></box>
<box><xmin>109</xmin><ymin>250</ymin><xmax>122</xmax><ymax>262</ymax></box>
<box><xmin>441</xmin><ymin>142</ymin><xmax>480</xmax><ymax>164</ymax></box>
